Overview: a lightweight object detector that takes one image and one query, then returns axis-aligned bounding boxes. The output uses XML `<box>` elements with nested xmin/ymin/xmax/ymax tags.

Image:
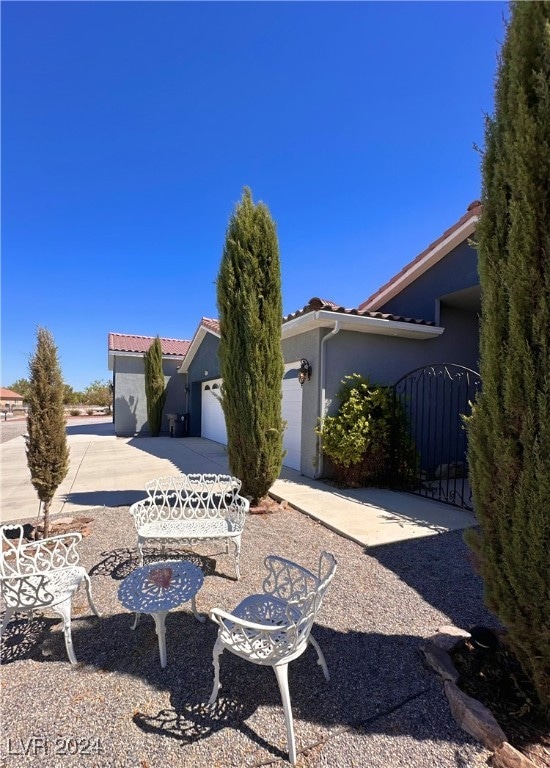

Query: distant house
<box><xmin>0</xmin><ymin>388</ymin><xmax>25</xmax><ymax>413</ymax></box>
<box><xmin>108</xmin><ymin>333</ymin><xmax>190</xmax><ymax>436</ymax></box>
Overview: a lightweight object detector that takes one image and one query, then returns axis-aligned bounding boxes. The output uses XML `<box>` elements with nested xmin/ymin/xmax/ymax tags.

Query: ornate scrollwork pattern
<box><xmin>130</xmin><ymin>475</ymin><xmax>249</xmax><ymax>577</ymax></box>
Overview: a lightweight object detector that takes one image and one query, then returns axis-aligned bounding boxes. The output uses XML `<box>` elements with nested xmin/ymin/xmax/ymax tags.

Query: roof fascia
<box><xmin>282</xmin><ymin>310</ymin><xmax>444</xmax><ymax>340</ymax></box>
<box><xmin>108</xmin><ymin>349</ymin><xmax>185</xmax><ymax>371</ymax></box>
<box><xmin>177</xmin><ymin>324</ymin><xmax>221</xmax><ymax>374</ymax></box>
<box><xmin>362</xmin><ymin>216</ymin><xmax>478</xmax><ymax>311</ymax></box>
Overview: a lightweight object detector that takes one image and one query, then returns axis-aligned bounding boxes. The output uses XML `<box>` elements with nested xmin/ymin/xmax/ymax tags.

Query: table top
<box><xmin>118</xmin><ymin>559</ymin><xmax>204</xmax><ymax>613</ymax></box>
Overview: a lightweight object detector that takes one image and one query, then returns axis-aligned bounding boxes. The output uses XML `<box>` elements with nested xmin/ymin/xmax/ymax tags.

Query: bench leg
<box><xmin>232</xmin><ymin>535</ymin><xmax>241</xmax><ymax>580</ymax></box>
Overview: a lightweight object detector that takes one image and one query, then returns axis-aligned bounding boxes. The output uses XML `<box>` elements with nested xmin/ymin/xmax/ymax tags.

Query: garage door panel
<box><xmin>281</xmin><ymin>373</ymin><xmax>302</xmax><ymax>470</ymax></box>
<box><xmin>201</xmin><ymin>380</ymin><xmax>227</xmax><ymax>445</ymax></box>
<box><xmin>201</xmin><ymin>372</ymin><xmax>302</xmax><ymax>471</ymax></box>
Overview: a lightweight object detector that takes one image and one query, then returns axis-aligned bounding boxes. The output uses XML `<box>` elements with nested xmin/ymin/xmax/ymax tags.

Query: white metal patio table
<box><xmin>118</xmin><ymin>560</ymin><xmax>205</xmax><ymax>668</ymax></box>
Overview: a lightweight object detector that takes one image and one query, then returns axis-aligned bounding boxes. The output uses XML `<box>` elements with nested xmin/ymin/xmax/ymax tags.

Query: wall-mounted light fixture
<box><xmin>298</xmin><ymin>358</ymin><xmax>312</xmax><ymax>386</ymax></box>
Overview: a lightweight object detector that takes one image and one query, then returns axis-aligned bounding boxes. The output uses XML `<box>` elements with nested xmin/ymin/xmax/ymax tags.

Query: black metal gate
<box><xmin>392</xmin><ymin>364</ymin><xmax>481</xmax><ymax>510</ymax></box>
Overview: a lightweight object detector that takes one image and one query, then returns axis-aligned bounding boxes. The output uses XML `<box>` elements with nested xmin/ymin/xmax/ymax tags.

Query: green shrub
<box><xmin>144</xmin><ymin>336</ymin><xmax>166</xmax><ymax>437</ymax></box>
<box><xmin>86</xmin><ymin>409</ymin><xmax>94</xmax><ymax>416</ymax></box>
<box><xmin>316</xmin><ymin>374</ymin><xmax>416</xmax><ymax>487</ymax></box>
<box><xmin>25</xmin><ymin>327</ymin><xmax>69</xmax><ymax>538</ymax></box>
<box><xmin>466</xmin><ymin>1</ymin><xmax>550</xmax><ymax>715</ymax></box>
<box><xmin>69</xmin><ymin>409</ymin><xmax>81</xmax><ymax>417</ymax></box>
<box><xmin>217</xmin><ymin>187</ymin><xmax>284</xmax><ymax>504</ymax></box>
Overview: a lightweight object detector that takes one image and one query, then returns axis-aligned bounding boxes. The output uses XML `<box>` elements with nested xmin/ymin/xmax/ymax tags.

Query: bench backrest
<box><xmin>131</xmin><ymin>474</ymin><xmax>249</xmax><ymax>529</ymax></box>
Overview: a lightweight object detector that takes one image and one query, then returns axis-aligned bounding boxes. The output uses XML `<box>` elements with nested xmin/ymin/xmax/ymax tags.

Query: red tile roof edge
<box><xmin>0</xmin><ymin>388</ymin><xmax>25</xmax><ymax>399</ymax></box>
<box><xmin>358</xmin><ymin>200</ymin><xmax>482</xmax><ymax>311</ymax></box>
<box><xmin>108</xmin><ymin>333</ymin><xmax>190</xmax><ymax>357</ymax></box>
<box><xmin>283</xmin><ymin>297</ymin><xmax>435</xmax><ymax>326</ymax></box>
<box><xmin>200</xmin><ymin>317</ymin><xmax>220</xmax><ymax>334</ymax></box>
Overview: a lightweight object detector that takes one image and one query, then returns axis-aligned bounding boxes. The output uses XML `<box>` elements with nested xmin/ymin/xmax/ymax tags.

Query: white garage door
<box><xmin>201</xmin><ymin>380</ymin><xmax>227</xmax><ymax>445</ymax></box>
<box><xmin>281</xmin><ymin>366</ymin><xmax>303</xmax><ymax>471</ymax></box>
<box><xmin>201</xmin><ymin>368</ymin><xmax>303</xmax><ymax>471</ymax></box>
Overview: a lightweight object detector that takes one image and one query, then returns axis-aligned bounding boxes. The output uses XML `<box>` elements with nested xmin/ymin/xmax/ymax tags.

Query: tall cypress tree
<box><xmin>217</xmin><ymin>187</ymin><xmax>284</xmax><ymax>504</ymax></box>
<box><xmin>144</xmin><ymin>336</ymin><xmax>166</xmax><ymax>437</ymax></box>
<box><xmin>26</xmin><ymin>327</ymin><xmax>69</xmax><ymax>538</ymax></box>
<box><xmin>466</xmin><ymin>2</ymin><xmax>550</xmax><ymax>714</ymax></box>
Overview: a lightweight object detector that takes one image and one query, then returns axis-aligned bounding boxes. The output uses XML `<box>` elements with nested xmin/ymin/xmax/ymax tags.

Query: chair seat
<box><xmin>139</xmin><ymin>519</ymin><xmax>236</xmax><ymax>539</ymax></box>
<box><xmin>42</xmin><ymin>566</ymin><xmax>86</xmax><ymax>606</ymax></box>
<box><xmin>219</xmin><ymin>595</ymin><xmax>305</xmax><ymax>663</ymax></box>
<box><xmin>233</xmin><ymin>594</ymin><xmax>301</xmax><ymax>625</ymax></box>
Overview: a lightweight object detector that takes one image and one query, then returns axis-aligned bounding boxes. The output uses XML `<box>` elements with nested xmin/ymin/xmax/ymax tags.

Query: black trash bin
<box><xmin>173</xmin><ymin>413</ymin><xmax>189</xmax><ymax>438</ymax></box>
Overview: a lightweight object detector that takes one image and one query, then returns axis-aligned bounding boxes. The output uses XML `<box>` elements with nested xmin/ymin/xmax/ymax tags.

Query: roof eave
<box><xmin>360</xmin><ymin>215</ymin><xmax>478</xmax><ymax>312</ymax></box>
<box><xmin>108</xmin><ymin>349</ymin><xmax>186</xmax><ymax>371</ymax></box>
<box><xmin>178</xmin><ymin>324</ymin><xmax>221</xmax><ymax>374</ymax></box>
<box><xmin>282</xmin><ymin>310</ymin><xmax>444</xmax><ymax>340</ymax></box>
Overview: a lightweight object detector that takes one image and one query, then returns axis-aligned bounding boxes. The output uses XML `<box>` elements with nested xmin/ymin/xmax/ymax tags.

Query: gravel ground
<box><xmin>1</xmin><ymin>419</ymin><xmax>494</xmax><ymax>767</ymax></box>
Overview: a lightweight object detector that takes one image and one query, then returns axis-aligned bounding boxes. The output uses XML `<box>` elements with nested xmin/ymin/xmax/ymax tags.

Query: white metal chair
<box><xmin>0</xmin><ymin>524</ymin><xmax>100</xmax><ymax>664</ymax></box>
<box><xmin>208</xmin><ymin>551</ymin><xmax>337</xmax><ymax>765</ymax></box>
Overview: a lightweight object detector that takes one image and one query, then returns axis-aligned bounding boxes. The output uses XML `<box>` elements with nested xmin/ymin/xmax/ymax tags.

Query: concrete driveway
<box><xmin>0</xmin><ymin>417</ymin><xmax>477</xmax><ymax>546</ymax></box>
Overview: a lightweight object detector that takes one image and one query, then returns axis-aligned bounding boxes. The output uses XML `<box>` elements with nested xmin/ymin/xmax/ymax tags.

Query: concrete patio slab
<box><xmin>0</xmin><ymin>418</ymin><xmax>477</xmax><ymax>546</ymax></box>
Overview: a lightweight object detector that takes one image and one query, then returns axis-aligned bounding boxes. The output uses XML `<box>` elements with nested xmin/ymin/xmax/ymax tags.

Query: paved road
<box><xmin>0</xmin><ymin>417</ymin><xmax>28</xmax><ymax>444</ymax></box>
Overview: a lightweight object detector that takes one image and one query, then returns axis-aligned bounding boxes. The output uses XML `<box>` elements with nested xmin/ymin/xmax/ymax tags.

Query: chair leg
<box><xmin>207</xmin><ymin>637</ymin><xmax>224</xmax><ymax>706</ymax></box>
<box><xmin>0</xmin><ymin>606</ymin><xmax>16</xmax><ymax>639</ymax></box>
<box><xmin>309</xmin><ymin>633</ymin><xmax>330</xmax><ymax>681</ymax></box>
<box><xmin>138</xmin><ymin>539</ymin><xmax>145</xmax><ymax>567</ymax></box>
<box><xmin>83</xmin><ymin>574</ymin><xmax>101</xmax><ymax>617</ymax></box>
<box><xmin>55</xmin><ymin>600</ymin><xmax>77</xmax><ymax>665</ymax></box>
<box><xmin>273</xmin><ymin>663</ymin><xmax>297</xmax><ymax>766</ymax></box>
<box><xmin>233</xmin><ymin>535</ymin><xmax>241</xmax><ymax>580</ymax></box>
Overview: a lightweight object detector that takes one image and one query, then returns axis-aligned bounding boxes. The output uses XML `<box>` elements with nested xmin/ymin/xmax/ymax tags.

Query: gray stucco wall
<box><xmin>321</xmin><ymin>321</ymin><xmax>479</xmax><ymax>416</ymax></box>
<box><xmin>113</xmin><ymin>355</ymin><xmax>185</xmax><ymax>436</ymax></box>
<box><xmin>186</xmin><ymin>334</ymin><xmax>222</xmax><ymax>437</ymax></box>
<box><xmin>379</xmin><ymin>240</ymin><xmax>478</xmax><ymax>322</ymax></box>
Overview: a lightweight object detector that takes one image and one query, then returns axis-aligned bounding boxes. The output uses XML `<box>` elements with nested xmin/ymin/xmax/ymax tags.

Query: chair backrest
<box><xmin>0</xmin><ymin>524</ymin><xmax>81</xmax><ymax>577</ymax></box>
<box><xmin>263</xmin><ymin>551</ymin><xmax>337</xmax><ymax>650</ymax></box>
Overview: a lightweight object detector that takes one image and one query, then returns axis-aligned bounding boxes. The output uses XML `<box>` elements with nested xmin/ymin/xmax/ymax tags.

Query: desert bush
<box><xmin>317</xmin><ymin>373</ymin><xmax>416</xmax><ymax>487</ymax></box>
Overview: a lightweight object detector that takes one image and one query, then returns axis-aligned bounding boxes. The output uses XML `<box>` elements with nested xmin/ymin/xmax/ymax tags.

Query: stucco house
<box><xmin>108</xmin><ymin>333</ymin><xmax>190</xmax><ymax>436</ymax></box>
<box><xmin>177</xmin><ymin>201</ymin><xmax>481</xmax><ymax>481</ymax></box>
<box><xmin>107</xmin><ymin>201</ymin><xmax>482</xmax><ymax>505</ymax></box>
<box><xmin>0</xmin><ymin>388</ymin><xmax>25</xmax><ymax>413</ymax></box>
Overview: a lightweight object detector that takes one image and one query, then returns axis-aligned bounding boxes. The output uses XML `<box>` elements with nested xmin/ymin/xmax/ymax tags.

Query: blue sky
<box><xmin>2</xmin><ymin>1</ymin><xmax>507</xmax><ymax>391</ymax></box>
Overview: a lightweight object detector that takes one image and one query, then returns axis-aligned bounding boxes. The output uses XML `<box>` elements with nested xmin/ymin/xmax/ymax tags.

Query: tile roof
<box><xmin>1</xmin><ymin>388</ymin><xmax>25</xmax><ymax>399</ymax></box>
<box><xmin>200</xmin><ymin>317</ymin><xmax>220</xmax><ymax>334</ymax></box>
<box><xmin>108</xmin><ymin>333</ymin><xmax>190</xmax><ymax>357</ymax></box>
<box><xmin>358</xmin><ymin>200</ymin><xmax>482</xmax><ymax>311</ymax></box>
<box><xmin>283</xmin><ymin>297</ymin><xmax>435</xmax><ymax>326</ymax></box>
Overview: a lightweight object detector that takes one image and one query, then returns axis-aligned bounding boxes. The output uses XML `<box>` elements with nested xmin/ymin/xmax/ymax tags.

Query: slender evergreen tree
<box><xmin>466</xmin><ymin>1</ymin><xmax>550</xmax><ymax>714</ymax></box>
<box><xmin>217</xmin><ymin>187</ymin><xmax>284</xmax><ymax>504</ymax></box>
<box><xmin>25</xmin><ymin>327</ymin><xmax>69</xmax><ymax>538</ymax></box>
<box><xmin>144</xmin><ymin>336</ymin><xmax>166</xmax><ymax>437</ymax></box>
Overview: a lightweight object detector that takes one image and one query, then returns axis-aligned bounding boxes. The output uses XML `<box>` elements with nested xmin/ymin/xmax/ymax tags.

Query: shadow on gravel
<box><xmin>61</xmin><ymin>489</ymin><xmax>144</xmax><ymax>507</ymax></box>
<box><xmin>89</xmin><ymin>548</ymin><xmax>221</xmax><ymax>581</ymax></box>
<box><xmin>1</xmin><ymin>611</ymin><xmax>475</xmax><ymax>761</ymax></box>
<box><xmin>366</xmin><ymin>530</ymin><xmax>497</xmax><ymax>631</ymax></box>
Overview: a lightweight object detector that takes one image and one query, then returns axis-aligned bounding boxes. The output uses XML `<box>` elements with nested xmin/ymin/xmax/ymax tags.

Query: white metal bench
<box><xmin>129</xmin><ymin>474</ymin><xmax>249</xmax><ymax>579</ymax></box>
